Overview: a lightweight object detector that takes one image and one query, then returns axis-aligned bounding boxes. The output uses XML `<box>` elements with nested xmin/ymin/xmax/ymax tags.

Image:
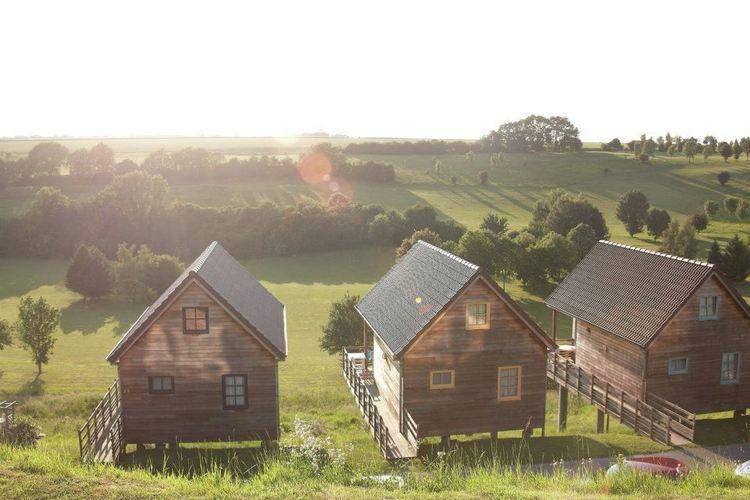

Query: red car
<box><xmin>608</xmin><ymin>456</ymin><xmax>688</xmax><ymax>478</ymax></box>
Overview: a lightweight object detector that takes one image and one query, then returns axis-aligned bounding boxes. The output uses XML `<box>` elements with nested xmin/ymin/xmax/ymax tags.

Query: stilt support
<box><xmin>596</xmin><ymin>409</ymin><xmax>605</xmax><ymax>434</ymax></box>
<box><xmin>734</xmin><ymin>409</ymin><xmax>746</xmax><ymax>419</ymax></box>
<box><xmin>440</xmin><ymin>435</ymin><xmax>451</xmax><ymax>449</ymax></box>
<box><xmin>557</xmin><ymin>386</ymin><xmax>568</xmax><ymax>432</ymax></box>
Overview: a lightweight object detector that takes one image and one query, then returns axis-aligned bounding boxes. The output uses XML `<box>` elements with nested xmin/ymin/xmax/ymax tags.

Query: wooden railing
<box><xmin>0</xmin><ymin>401</ymin><xmax>18</xmax><ymax>442</ymax></box>
<box><xmin>78</xmin><ymin>379</ymin><xmax>124</xmax><ymax>463</ymax></box>
<box><xmin>342</xmin><ymin>347</ymin><xmax>391</xmax><ymax>457</ymax></box>
<box><xmin>402</xmin><ymin>408</ymin><xmax>418</xmax><ymax>444</ymax></box>
<box><xmin>647</xmin><ymin>392</ymin><xmax>696</xmax><ymax>442</ymax></box>
<box><xmin>547</xmin><ymin>353</ymin><xmax>695</xmax><ymax>445</ymax></box>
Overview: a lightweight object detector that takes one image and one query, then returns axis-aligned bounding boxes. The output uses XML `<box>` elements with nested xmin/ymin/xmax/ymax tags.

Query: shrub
<box><xmin>65</xmin><ymin>244</ymin><xmax>114</xmax><ymax>299</ymax></box>
<box><xmin>718</xmin><ymin>171</ymin><xmax>731</xmax><ymax>186</ymax></box>
<box><xmin>450</xmin><ymin>175</ymin><xmax>458</xmax><ymax>185</ymax></box>
<box><xmin>690</xmin><ymin>213</ymin><xmax>709</xmax><ymax>232</ymax></box>
<box><xmin>724</xmin><ymin>197</ymin><xmax>740</xmax><ymax>214</ymax></box>
<box><xmin>704</xmin><ymin>200</ymin><xmax>720</xmax><ymax>217</ymax></box>
<box><xmin>1</xmin><ymin>417</ymin><xmax>42</xmax><ymax>447</ymax></box>
<box><xmin>479</xmin><ymin>171</ymin><xmax>489</xmax><ymax>186</ymax></box>
<box><xmin>737</xmin><ymin>200</ymin><xmax>750</xmax><ymax>220</ymax></box>
<box><xmin>282</xmin><ymin>416</ymin><xmax>347</xmax><ymax>475</ymax></box>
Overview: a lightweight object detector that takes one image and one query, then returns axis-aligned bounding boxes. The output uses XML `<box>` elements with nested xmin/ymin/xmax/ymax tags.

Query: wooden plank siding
<box><xmin>372</xmin><ymin>336</ymin><xmax>401</xmax><ymax>423</ymax></box>
<box><xmin>647</xmin><ymin>276</ymin><xmax>750</xmax><ymax>413</ymax></box>
<box><xmin>574</xmin><ymin>320</ymin><xmax>645</xmax><ymax>398</ymax></box>
<box><xmin>397</xmin><ymin>278</ymin><xmax>548</xmax><ymax>438</ymax></box>
<box><xmin>117</xmin><ymin>282</ymin><xmax>279</xmax><ymax>444</ymax></box>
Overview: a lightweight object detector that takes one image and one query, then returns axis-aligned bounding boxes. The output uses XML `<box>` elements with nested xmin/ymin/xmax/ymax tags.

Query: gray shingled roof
<box><xmin>357</xmin><ymin>240</ymin><xmax>480</xmax><ymax>356</ymax></box>
<box><xmin>107</xmin><ymin>241</ymin><xmax>286</xmax><ymax>361</ymax></box>
<box><xmin>546</xmin><ymin>240</ymin><xmax>715</xmax><ymax>347</ymax></box>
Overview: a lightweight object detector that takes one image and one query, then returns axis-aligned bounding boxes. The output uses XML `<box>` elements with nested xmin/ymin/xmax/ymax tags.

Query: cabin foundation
<box><xmin>557</xmin><ymin>385</ymin><xmax>568</xmax><ymax>431</ymax></box>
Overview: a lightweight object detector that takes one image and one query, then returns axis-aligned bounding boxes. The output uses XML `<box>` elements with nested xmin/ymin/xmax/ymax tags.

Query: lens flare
<box><xmin>298</xmin><ymin>152</ymin><xmax>332</xmax><ymax>185</ymax></box>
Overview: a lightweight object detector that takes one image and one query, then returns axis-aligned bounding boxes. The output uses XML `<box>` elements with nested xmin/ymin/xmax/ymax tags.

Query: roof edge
<box><xmin>598</xmin><ymin>240</ymin><xmax>714</xmax><ymax>268</ymax></box>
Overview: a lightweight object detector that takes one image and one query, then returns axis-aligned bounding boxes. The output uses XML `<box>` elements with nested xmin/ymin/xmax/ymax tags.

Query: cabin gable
<box><xmin>400</xmin><ymin>277</ymin><xmax>548</xmax><ymax>437</ymax></box>
<box><xmin>646</xmin><ymin>274</ymin><xmax>750</xmax><ymax>412</ymax></box>
<box><xmin>118</xmin><ymin>281</ymin><xmax>279</xmax><ymax>443</ymax></box>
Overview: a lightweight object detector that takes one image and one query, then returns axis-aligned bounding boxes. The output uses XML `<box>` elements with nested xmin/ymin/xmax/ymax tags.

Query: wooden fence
<box><xmin>547</xmin><ymin>353</ymin><xmax>695</xmax><ymax>445</ymax></box>
<box><xmin>342</xmin><ymin>347</ymin><xmax>391</xmax><ymax>457</ymax></box>
<box><xmin>78</xmin><ymin>379</ymin><xmax>124</xmax><ymax>463</ymax></box>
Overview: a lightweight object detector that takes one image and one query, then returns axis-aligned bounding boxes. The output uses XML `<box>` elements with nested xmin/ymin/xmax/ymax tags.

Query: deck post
<box><xmin>362</xmin><ymin>321</ymin><xmax>368</xmax><ymax>372</ymax></box>
<box><xmin>440</xmin><ymin>435</ymin><xmax>451</xmax><ymax>449</ymax></box>
<box><xmin>596</xmin><ymin>409</ymin><xmax>605</xmax><ymax>434</ymax></box>
<box><xmin>734</xmin><ymin>409</ymin><xmax>746</xmax><ymax>419</ymax></box>
<box><xmin>490</xmin><ymin>431</ymin><xmax>497</xmax><ymax>441</ymax></box>
<box><xmin>557</xmin><ymin>385</ymin><xmax>568</xmax><ymax>432</ymax></box>
<box><xmin>552</xmin><ymin>309</ymin><xmax>557</xmax><ymax>343</ymax></box>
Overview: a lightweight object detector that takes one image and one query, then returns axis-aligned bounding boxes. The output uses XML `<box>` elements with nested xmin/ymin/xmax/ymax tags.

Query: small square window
<box><xmin>498</xmin><ymin>366</ymin><xmax>521</xmax><ymax>401</ymax></box>
<box><xmin>721</xmin><ymin>352</ymin><xmax>741</xmax><ymax>384</ymax></box>
<box><xmin>699</xmin><ymin>296</ymin><xmax>719</xmax><ymax>320</ymax></box>
<box><xmin>466</xmin><ymin>303</ymin><xmax>490</xmax><ymax>330</ymax></box>
<box><xmin>222</xmin><ymin>374</ymin><xmax>248</xmax><ymax>409</ymax></box>
<box><xmin>668</xmin><ymin>357</ymin><xmax>688</xmax><ymax>375</ymax></box>
<box><xmin>149</xmin><ymin>376</ymin><xmax>174</xmax><ymax>394</ymax></box>
<box><xmin>183</xmin><ymin>307</ymin><xmax>209</xmax><ymax>334</ymax></box>
<box><xmin>429</xmin><ymin>370</ymin><xmax>454</xmax><ymax>389</ymax></box>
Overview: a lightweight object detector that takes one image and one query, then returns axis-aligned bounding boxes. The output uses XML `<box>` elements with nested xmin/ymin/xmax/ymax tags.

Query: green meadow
<box><xmin>2</xmin><ymin>143</ymin><xmax>750</xmax><ymax>496</ymax></box>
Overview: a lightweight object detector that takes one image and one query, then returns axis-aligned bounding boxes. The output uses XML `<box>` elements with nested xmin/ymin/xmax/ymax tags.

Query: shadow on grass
<box><xmin>19</xmin><ymin>376</ymin><xmax>45</xmax><ymax>396</ymax></box>
<box><xmin>120</xmin><ymin>444</ymin><xmax>270</xmax><ymax>478</ymax></box>
<box><xmin>417</xmin><ymin>434</ymin><xmax>627</xmax><ymax>466</ymax></box>
<box><xmin>59</xmin><ymin>299</ymin><xmax>142</xmax><ymax>336</ymax></box>
<box><xmin>693</xmin><ymin>415</ymin><xmax>750</xmax><ymax>447</ymax></box>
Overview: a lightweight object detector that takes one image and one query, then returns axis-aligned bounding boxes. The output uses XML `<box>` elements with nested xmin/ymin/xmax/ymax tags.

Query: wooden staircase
<box><xmin>78</xmin><ymin>380</ymin><xmax>125</xmax><ymax>463</ymax></box>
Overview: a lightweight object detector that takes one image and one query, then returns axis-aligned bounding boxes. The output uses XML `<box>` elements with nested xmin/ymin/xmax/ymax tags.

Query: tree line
<box><xmin>0</xmin><ymin>141</ymin><xmax>396</xmax><ymax>188</ymax></box>
<box><xmin>0</xmin><ymin>171</ymin><xmax>465</xmax><ymax>260</ymax></box>
<box><xmin>602</xmin><ymin>133</ymin><xmax>750</xmax><ymax>163</ymax></box>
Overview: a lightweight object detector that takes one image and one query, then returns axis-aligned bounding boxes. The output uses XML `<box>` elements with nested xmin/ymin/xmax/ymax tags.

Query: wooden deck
<box><xmin>547</xmin><ymin>353</ymin><xmax>695</xmax><ymax>446</ymax></box>
<box><xmin>342</xmin><ymin>348</ymin><xmax>417</xmax><ymax>459</ymax></box>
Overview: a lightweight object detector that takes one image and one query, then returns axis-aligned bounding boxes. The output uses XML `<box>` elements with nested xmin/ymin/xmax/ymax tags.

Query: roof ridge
<box><xmin>598</xmin><ymin>240</ymin><xmax>714</xmax><ymax>268</ymax></box>
<box><xmin>415</xmin><ymin>240</ymin><xmax>479</xmax><ymax>270</ymax></box>
<box><xmin>192</xmin><ymin>241</ymin><xmax>220</xmax><ymax>271</ymax></box>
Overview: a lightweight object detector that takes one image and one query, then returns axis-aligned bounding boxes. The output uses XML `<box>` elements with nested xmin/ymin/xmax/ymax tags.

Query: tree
<box><xmin>367</xmin><ymin>210</ymin><xmax>407</xmax><ymax>245</ymax></box>
<box><xmin>567</xmin><ymin>223</ymin><xmax>597</xmax><ymax>260</ymax></box>
<box><xmin>479</xmin><ymin>171</ymin><xmax>489</xmax><ymax>186</ymax></box>
<box><xmin>319</xmin><ymin>293</ymin><xmax>362</xmax><ymax>355</ymax></box>
<box><xmin>704</xmin><ymin>135</ymin><xmax>718</xmax><ymax>149</ymax></box>
<box><xmin>27</xmin><ymin>142</ymin><xmax>69</xmax><ymax>177</ymax></box>
<box><xmin>89</xmin><ymin>142</ymin><xmax>115</xmax><ymax>169</ymax></box>
<box><xmin>616</xmin><ymin>191</ymin><xmax>650</xmax><ymax>236</ymax></box>
<box><xmin>733</xmin><ymin>140</ymin><xmax>742</xmax><ymax>160</ymax></box>
<box><xmin>645</xmin><ymin>208</ymin><xmax>671</xmax><ymax>239</ymax></box>
<box><xmin>718</xmin><ymin>171</ymin><xmax>731</xmax><ymax>186</ymax></box>
<box><xmin>65</xmin><ymin>245</ymin><xmax>114</xmax><ymax>299</ymax></box>
<box><xmin>660</xmin><ymin>221</ymin><xmax>697</xmax><ymax>258</ymax></box>
<box><xmin>456</xmin><ymin>230</ymin><xmax>500</xmax><ymax>275</ymax></box>
<box><xmin>737</xmin><ymin>200</ymin><xmax>750</xmax><ymax>220</ymax></box>
<box><xmin>67</xmin><ymin>148</ymin><xmax>93</xmax><ymax>176</ymax></box>
<box><xmin>16</xmin><ymin>296</ymin><xmax>60</xmax><ymax>375</ymax></box>
<box><xmin>396</xmin><ymin>228</ymin><xmax>441</xmax><ymax>259</ymax></box>
<box><xmin>683</xmin><ymin>140</ymin><xmax>697</xmax><ymax>163</ymax></box>
<box><xmin>112</xmin><ymin>244</ymin><xmax>183</xmax><ymax>302</ymax></box>
<box><xmin>479</xmin><ymin>213</ymin><xmax>509</xmax><ymax>235</ymax></box>
<box><xmin>543</xmin><ymin>191</ymin><xmax>609</xmax><ymax>240</ymax></box>
<box><xmin>403</xmin><ymin>205</ymin><xmax>437</xmax><ymax>232</ymax></box>
<box><xmin>704</xmin><ymin>200</ymin><xmax>720</xmax><ymax>217</ymax></box>
<box><xmin>718</xmin><ymin>235</ymin><xmax>750</xmax><ymax>282</ymax></box>
<box><xmin>719</xmin><ymin>141</ymin><xmax>732</xmax><ymax>162</ymax></box>
<box><xmin>667</xmin><ymin>144</ymin><xmax>677</xmax><ymax>156</ymax></box>
<box><xmin>690</xmin><ymin>213</ymin><xmax>709</xmax><ymax>232</ymax></box>
<box><xmin>707</xmin><ymin>240</ymin><xmax>723</xmax><ymax>267</ymax></box>
<box><xmin>0</xmin><ymin>319</ymin><xmax>12</xmax><ymax>351</ymax></box>
<box><xmin>741</xmin><ymin>137</ymin><xmax>750</xmax><ymax>159</ymax></box>
<box><xmin>725</xmin><ymin>196</ymin><xmax>740</xmax><ymax>214</ymax></box>
<box><xmin>703</xmin><ymin>144</ymin><xmax>714</xmax><ymax>162</ymax></box>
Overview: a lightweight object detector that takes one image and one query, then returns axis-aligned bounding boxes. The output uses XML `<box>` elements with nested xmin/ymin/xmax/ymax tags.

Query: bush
<box><xmin>1</xmin><ymin>417</ymin><xmax>42</xmax><ymax>447</ymax></box>
<box><xmin>690</xmin><ymin>213</ymin><xmax>709</xmax><ymax>231</ymax></box>
<box><xmin>724</xmin><ymin>197</ymin><xmax>740</xmax><ymax>214</ymax></box>
<box><xmin>450</xmin><ymin>175</ymin><xmax>458</xmax><ymax>185</ymax></box>
<box><xmin>479</xmin><ymin>171</ymin><xmax>489</xmax><ymax>186</ymax></box>
<box><xmin>704</xmin><ymin>200</ymin><xmax>720</xmax><ymax>217</ymax></box>
<box><xmin>718</xmin><ymin>171</ymin><xmax>731</xmax><ymax>186</ymax></box>
<box><xmin>282</xmin><ymin>416</ymin><xmax>347</xmax><ymax>475</ymax></box>
<box><xmin>737</xmin><ymin>200</ymin><xmax>750</xmax><ymax>220</ymax></box>
<box><xmin>65</xmin><ymin>244</ymin><xmax>114</xmax><ymax>300</ymax></box>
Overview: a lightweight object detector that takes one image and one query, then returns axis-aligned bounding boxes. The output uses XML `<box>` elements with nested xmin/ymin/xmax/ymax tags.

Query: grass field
<box><xmin>3</xmin><ymin>141</ymin><xmax>750</xmax><ymax>496</ymax></box>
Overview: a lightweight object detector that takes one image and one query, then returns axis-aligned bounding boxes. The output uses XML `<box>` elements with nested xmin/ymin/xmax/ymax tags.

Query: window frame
<box><xmin>429</xmin><ymin>369</ymin><xmax>455</xmax><ymax>390</ymax></box>
<box><xmin>497</xmin><ymin>365</ymin><xmax>522</xmax><ymax>401</ymax></box>
<box><xmin>182</xmin><ymin>306</ymin><xmax>209</xmax><ymax>334</ymax></box>
<box><xmin>698</xmin><ymin>295</ymin><xmax>719</xmax><ymax>321</ymax></box>
<box><xmin>465</xmin><ymin>302</ymin><xmax>491</xmax><ymax>330</ymax></box>
<box><xmin>148</xmin><ymin>375</ymin><xmax>175</xmax><ymax>394</ymax></box>
<box><xmin>667</xmin><ymin>357</ymin><xmax>689</xmax><ymax>375</ymax></box>
<box><xmin>721</xmin><ymin>352</ymin><xmax>741</xmax><ymax>385</ymax></box>
<box><xmin>222</xmin><ymin>374</ymin><xmax>249</xmax><ymax>410</ymax></box>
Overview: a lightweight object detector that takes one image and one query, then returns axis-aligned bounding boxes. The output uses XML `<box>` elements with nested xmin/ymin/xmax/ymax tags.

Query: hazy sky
<box><xmin>2</xmin><ymin>1</ymin><xmax>747</xmax><ymax>141</ymax></box>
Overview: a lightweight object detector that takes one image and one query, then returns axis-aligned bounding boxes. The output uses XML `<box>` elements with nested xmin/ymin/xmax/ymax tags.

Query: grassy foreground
<box><xmin>2</xmin><ymin>445</ymin><xmax>750</xmax><ymax>499</ymax></box>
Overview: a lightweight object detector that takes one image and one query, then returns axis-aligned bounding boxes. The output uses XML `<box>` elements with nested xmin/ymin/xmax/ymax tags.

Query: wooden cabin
<box><xmin>355</xmin><ymin>240</ymin><xmax>556</xmax><ymax>444</ymax></box>
<box><xmin>546</xmin><ymin>240</ymin><xmax>750</xmax><ymax>415</ymax></box>
<box><xmin>106</xmin><ymin>241</ymin><xmax>287</xmax><ymax>446</ymax></box>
